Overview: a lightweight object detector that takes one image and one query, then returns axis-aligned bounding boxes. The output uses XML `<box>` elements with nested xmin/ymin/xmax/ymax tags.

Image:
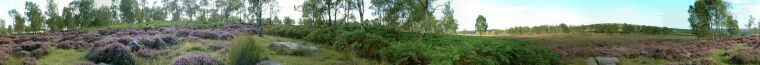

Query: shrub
<box><xmin>170</xmin><ymin>53</ymin><xmax>224</xmax><ymax>65</ymax></box>
<box><xmin>228</xmin><ymin>36</ymin><xmax>266</xmax><ymax>65</ymax></box>
<box><xmin>265</xmin><ymin>25</ymin><xmax>311</xmax><ymax>38</ymax></box>
<box><xmin>16</xmin><ymin>42</ymin><xmax>51</xmax><ymax>57</ymax></box>
<box><xmin>21</xmin><ymin>57</ymin><xmax>35</xmax><ymax>65</ymax></box>
<box><xmin>137</xmin><ymin>48</ymin><xmax>159</xmax><ymax>58</ymax></box>
<box><xmin>86</xmin><ymin>43</ymin><xmax>135</xmax><ymax>65</ymax></box>
<box><xmin>73</xmin><ymin>61</ymin><xmax>96</xmax><ymax>65</ymax></box>
<box><xmin>190</xmin><ymin>30</ymin><xmax>221</xmax><ymax>40</ymax></box>
<box><xmin>57</xmin><ymin>40</ymin><xmax>89</xmax><ymax>49</ymax></box>
<box><xmin>0</xmin><ymin>53</ymin><xmax>11</xmax><ymax>65</ymax></box>
<box><xmin>138</xmin><ymin>35</ymin><xmax>178</xmax><ymax>49</ymax></box>
<box><xmin>729</xmin><ymin>49</ymin><xmax>760</xmax><ymax>64</ymax></box>
<box><xmin>303</xmin><ymin>28</ymin><xmax>336</xmax><ymax>44</ymax></box>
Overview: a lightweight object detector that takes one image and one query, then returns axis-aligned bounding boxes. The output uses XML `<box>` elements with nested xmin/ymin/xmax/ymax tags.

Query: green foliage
<box><xmin>688</xmin><ymin>0</ymin><xmax>739</xmax><ymax>37</ymax></box>
<box><xmin>121</xmin><ymin>0</ymin><xmax>138</xmax><ymax>23</ymax></box>
<box><xmin>26</xmin><ymin>2</ymin><xmax>43</xmax><ymax>33</ymax></box>
<box><xmin>227</xmin><ymin>36</ymin><xmax>266</xmax><ymax>65</ymax></box>
<box><xmin>476</xmin><ymin>15</ymin><xmax>488</xmax><ymax>33</ymax></box>
<box><xmin>8</xmin><ymin>10</ymin><xmax>25</xmax><ymax>33</ymax></box>
<box><xmin>46</xmin><ymin>0</ymin><xmax>64</xmax><ymax>31</ymax></box>
<box><xmin>266</xmin><ymin>24</ymin><xmax>560</xmax><ymax>65</ymax></box>
<box><xmin>441</xmin><ymin>1</ymin><xmax>459</xmax><ymax>34</ymax></box>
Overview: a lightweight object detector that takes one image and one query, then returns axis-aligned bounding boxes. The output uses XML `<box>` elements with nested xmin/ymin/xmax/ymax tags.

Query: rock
<box><xmin>269</xmin><ymin>42</ymin><xmax>319</xmax><ymax>55</ymax></box>
<box><xmin>256</xmin><ymin>60</ymin><xmax>280</xmax><ymax>65</ymax></box>
<box><xmin>586</xmin><ymin>57</ymin><xmax>618</xmax><ymax>65</ymax></box>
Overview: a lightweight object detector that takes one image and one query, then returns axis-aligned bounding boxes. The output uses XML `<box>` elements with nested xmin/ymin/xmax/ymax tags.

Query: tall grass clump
<box><xmin>227</xmin><ymin>36</ymin><xmax>266</xmax><ymax>65</ymax></box>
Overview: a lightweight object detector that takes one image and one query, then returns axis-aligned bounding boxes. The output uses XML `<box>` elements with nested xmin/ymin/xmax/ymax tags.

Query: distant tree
<box><xmin>121</xmin><ymin>0</ymin><xmax>138</xmax><ymax>23</ymax></box>
<box><xmin>727</xmin><ymin>16</ymin><xmax>740</xmax><ymax>36</ymax></box>
<box><xmin>283</xmin><ymin>16</ymin><xmax>294</xmax><ymax>26</ymax></box>
<box><xmin>9</xmin><ymin>10</ymin><xmax>25</xmax><ymax>33</ymax></box>
<box><xmin>25</xmin><ymin>2</ymin><xmax>44</xmax><ymax>33</ymax></box>
<box><xmin>475</xmin><ymin>15</ymin><xmax>488</xmax><ymax>34</ymax></box>
<box><xmin>0</xmin><ymin>18</ymin><xmax>6</xmax><ymax>35</ymax></box>
<box><xmin>441</xmin><ymin>1</ymin><xmax>458</xmax><ymax>34</ymax></box>
<box><xmin>62</xmin><ymin>7</ymin><xmax>75</xmax><ymax>30</ymax></box>
<box><xmin>687</xmin><ymin>0</ymin><xmax>736</xmax><ymax>38</ymax></box>
<box><xmin>748</xmin><ymin>15</ymin><xmax>757</xmax><ymax>34</ymax></box>
<box><xmin>73</xmin><ymin>0</ymin><xmax>95</xmax><ymax>29</ymax></box>
<box><xmin>559</xmin><ymin>23</ymin><xmax>569</xmax><ymax>33</ymax></box>
<box><xmin>183</xmin><ymin>0</ymin><xmax>199</xmax><ymax>21</ymax></box>
<box><xmin>93</xmin><ymin>7</ymin><xmax>113</xmax><ymax>27</ymax></box>
<box><xmin>46</xmin><ymin>0</ymin><xmax>63</xmax><ymax>31</ymax></box>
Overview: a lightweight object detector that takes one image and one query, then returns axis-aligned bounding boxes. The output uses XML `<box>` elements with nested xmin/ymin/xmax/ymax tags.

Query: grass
<box><xmin>36</xmin><ymin>48</ymin><xmax>87</xmax><ymax>65</ymax></box>
<box><xmin>248</xmin><ymin>35</ymin><xmax>384</xmax><ymax>65</ymax></box>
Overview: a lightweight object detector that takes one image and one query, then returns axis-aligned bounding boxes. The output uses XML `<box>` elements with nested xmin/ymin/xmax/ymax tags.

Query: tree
<box><xmin>748</xmin><ymin>15</ymin><xmax>756</xmax><ymax>34</ymax></box>
<box><xmin>283</xmin><ymin>16</ymin><xmax>294</xmax><ymax>26</ymax></box>
<box><xmin>62</xmin><ymin>7</ymin><xmax>75</xmax><ymax>30</ymax></box>
<box><xmin>441</xmin><ymin>1</ymin><xmax>458</xmax><ymax>34</ymax></box>
<box><xmin>46</xmin><ymin>0</ymin><xmax>63</xmax><ymax>31</ymax></box>
<box><xmin>183</xmin><ymin>0</ymin><xmax>199</xmax><ymax>20</ymax></box>
<box><xmin>9</xmin><ymin>10</ymin><xmax>25</xmax><ymax>33</ymax></box>
<box><xmin>26</xmin><ymin>2</ymin><xmax>44</xmax><ymax>33</ymax></box>
<box><xmin>687</xmin><ymin>0</ymin><xmax>736</xmax><ymax>38</ymax></box>
<box><xmin>121</xmin><ymin>0</ymin><xmax>138</xmax><ymax>23</ymax></box>
<box><xmin>93</xmin><ymin>7</ymin><xmax>114</xmax><ymax>26</ymax></box>
<box><xmin>73</xmin><ymin>0</ymin><xmax>95</xmax><ymax>29</ymax></box>
<box><xmin>0</xmin><ymin>18</ymin><xmax>7</xmax><ymax>35</ymax></box>
<box><xmin>248</xmin><ymin>0</ymin><xmax>275</xmax><ymax>37</ymax></box>
<box><xmin>559</xmin><ymin>23</ymin><xmax>569</xmax><ymax>33</ymax></box>
<box><xmin>475</xmin><ymin>15</ymin><xmax>488</xmax><ymax>34</ymax></box>
<box><xmin>371</xmin><ymin>0</ymin><xmax>441</xmax><ymax>33</ymax></box>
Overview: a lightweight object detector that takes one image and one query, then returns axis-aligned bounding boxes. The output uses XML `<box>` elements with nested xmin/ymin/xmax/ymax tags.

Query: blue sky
<box><xmin>1</xmin><ymin>0</ymin><xmax>759</xmax><ymax>30</ymax></box>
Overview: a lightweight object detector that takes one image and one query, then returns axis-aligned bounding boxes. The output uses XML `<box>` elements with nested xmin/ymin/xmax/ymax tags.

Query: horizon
<box><xmin>0</xmin><ymin>0</ymin><xmax>759</xmax><ymax>30</ymax></box>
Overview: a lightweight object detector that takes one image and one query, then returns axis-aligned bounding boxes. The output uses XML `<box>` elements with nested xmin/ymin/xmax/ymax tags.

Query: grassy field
<box><xmin>484</xmin><ymin>33</ymin><xmax>758</xmax><ymax>65</ymax></box>
<box><xmin>29</xmin><ymin>35</ymin><xmax>382</xmax><ymax>65</ymax></box>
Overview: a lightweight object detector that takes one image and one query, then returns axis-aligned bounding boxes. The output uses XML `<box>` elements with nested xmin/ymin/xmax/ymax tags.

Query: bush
<box><xmin>137</xmin><ymin>48</ymin><xmax>159</xmax><ymax>58</ymax></box>
<box><xmin>265</xmin><ymin>25</ymin><xmax>311</xmax><ymax>38</ymax></box>
<box><xmin>21</xmin><ymin>57</ymin><xmax>35</xmax><ymax>65</ymax></box>
<box><xmin>170</xmin><ymin>53</ymin><xmax>224</xmax><ymax>65</ymax></box>
<box><xmin>729</xmin><ymin>49</ymin><xmax>760</xmax><ymax>64</ymax></box>
<box><xmin>190</xmin><ymin>30</ymin><xmax>222</xmax><ymax>40</ymax></box>
<box><xmin>228</xmin><ymin>36</ymin><xmax>266</xmax><ymax>65</ymax></box>
<box><xmin>57</xmin><ymin>40</ymin><xmax>89</xmax><ymax>49</ymax></box>
<box><xmin>303</xmin><ymin>28</ymin><xmax>336</xmax><ymax>44</ymax></box>
<box><xmin>16</xmin><ymin>42</ymin><xmax>52</xmax><ymax>57</ymax></box>
<box><xmin>86</xmin><ymin>43</ymin><xmax>135</xmax><ymax>65</ymax></box>
<box><xmin>73</xmin><ymin>61</ymin><xmax>96</xmax><ymax>65</ymax></box>
<box><xmin>0</xmin><ymin>53</ymin><xmax>11</xmax><ymax>65</ymax></box>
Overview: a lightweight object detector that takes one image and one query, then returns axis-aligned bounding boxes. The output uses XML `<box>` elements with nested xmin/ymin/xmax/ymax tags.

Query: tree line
<box><xmin>1</xmin><ymin>0</ymin><xmax>460</xmax><ymax>35</ymax></box>
<box><xmin>299</xmin><ymin>0</ymin><xmax>459</xmax><ymax>34</ymax></box>
<box><xmin>486</xmin><ymin>23</ymin><xmax>673</xmax><ymax>35</ymax></box>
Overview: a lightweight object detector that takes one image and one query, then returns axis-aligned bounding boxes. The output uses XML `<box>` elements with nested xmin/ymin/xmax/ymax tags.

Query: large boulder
<box><xmin>269</xmin><ymin>42</ymin><xmax>319</xmax><ymax>55</ymax></box>
<box><xmin>586</xmin><ymin>57</ymin><xmax>618</xmax><ymax>65</ymax></box>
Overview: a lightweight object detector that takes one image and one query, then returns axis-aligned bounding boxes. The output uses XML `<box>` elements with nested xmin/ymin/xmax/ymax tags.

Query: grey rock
<box><xmin>586</xmin><ymin>57</ymin><xmax>618</xmax><ymax>65</ymax></box>
<box><xmin>256</xmin><ymin>60</ymin><xmax>280</xmax><ymax>65</ymax></box>
<box><xmin>269</xmin><ymin>42</ymin><xmax>319</xmax><ymax>55</ymax></box>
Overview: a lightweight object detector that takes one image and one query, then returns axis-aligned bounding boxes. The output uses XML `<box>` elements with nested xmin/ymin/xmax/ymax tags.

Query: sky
<box><xmin>1</xmin><ymin>0</ymin><xmax>760</xmax><ymax>30</ymax></box>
